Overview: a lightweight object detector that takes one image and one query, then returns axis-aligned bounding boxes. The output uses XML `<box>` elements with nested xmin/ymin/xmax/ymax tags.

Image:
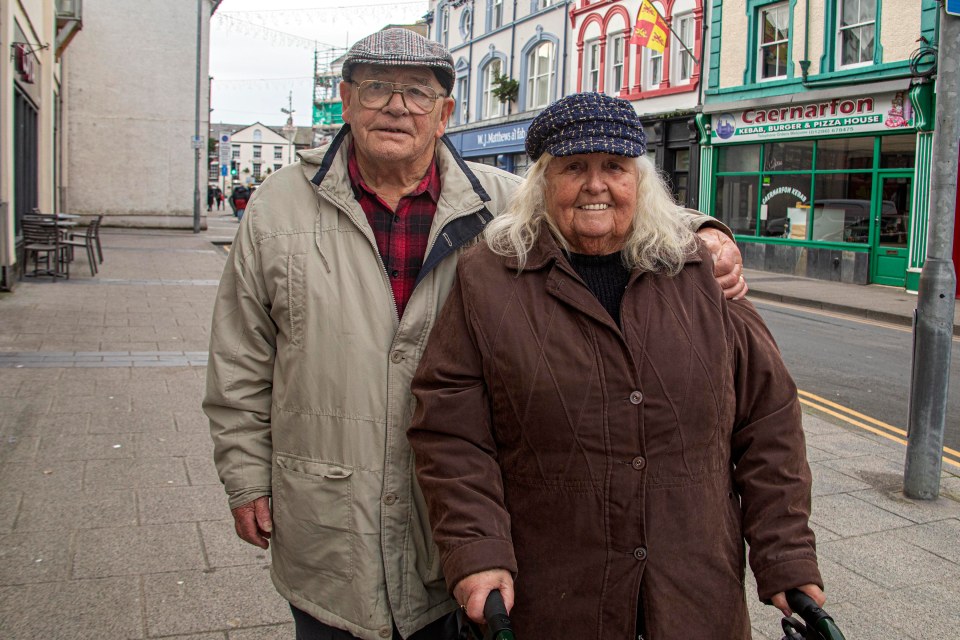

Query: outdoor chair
<box><xmin>21</xmin><ymin>218</ymin><xmax>68</xmax><ymax>280</ymax></box>
<box><xmin>63</xmin><ymin>222</ymin><xmax>98</xmax><ymax>276</ymax></box>
<box><xmin>91</xmin><ymin>214</ymin><xmax>104</xmax><ymax>264</ymax></box>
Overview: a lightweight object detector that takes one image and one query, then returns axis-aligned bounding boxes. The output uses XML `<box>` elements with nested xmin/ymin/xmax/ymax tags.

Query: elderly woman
<box><xmin>407</xmin><ymin>93</ymin><xmax>824</xmax><ymax>640</ymax></box>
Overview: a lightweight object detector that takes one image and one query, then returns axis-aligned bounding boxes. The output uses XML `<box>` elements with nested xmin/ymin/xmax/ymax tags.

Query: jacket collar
<box><xmin>300</xmin><ymin>125</ymin><xmax>490</xmax><ymax>224</ymax></box>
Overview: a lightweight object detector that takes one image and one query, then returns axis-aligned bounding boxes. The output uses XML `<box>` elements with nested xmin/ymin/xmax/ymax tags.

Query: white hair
<box><xmin>484</xmin><ymin>153</ymin><xmax>698</xmax><ymax>273</ymax></box>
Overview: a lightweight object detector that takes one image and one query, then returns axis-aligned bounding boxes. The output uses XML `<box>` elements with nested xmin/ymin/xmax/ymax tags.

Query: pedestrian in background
<box><xmin>206</xmin><ymin>185</ymin><xmax>215</xmax><ymax>212</ymax></box>
<box><xmin>408</xmin><ymin>93</ymin><xmax>822</xmax><ymax>640</ymax></box>
<box><xmin>216</xmin><ymin>187</ymin><xmax>224</xmax><ymax>210</ymax></box>
<box><xmin>229</xmin><ymin>185</ymin><xmax>249</xmax><ymax>221</ymax></box>
<box><xmin>204</xmin><ymin>31</ymin><xmax>746</xmax><ymax>640</ymax></box>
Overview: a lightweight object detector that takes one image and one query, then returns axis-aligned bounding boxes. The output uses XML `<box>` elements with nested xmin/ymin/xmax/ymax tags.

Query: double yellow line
<box><xmin>798</xmin><ymin>390</ymin><xmax>960</xmax><ymax>469</ymax></box>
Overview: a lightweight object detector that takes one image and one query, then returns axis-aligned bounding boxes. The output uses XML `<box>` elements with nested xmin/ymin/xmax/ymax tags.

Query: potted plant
<box><xmin>491</xmin><ymin>74</ymin><xmax>519</xmax><ymax>104</ymax></box>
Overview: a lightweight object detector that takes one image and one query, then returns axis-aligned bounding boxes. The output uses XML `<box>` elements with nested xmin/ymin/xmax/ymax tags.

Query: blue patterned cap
<box><xmin>525</xmin><ymin>92</ymin><xmax>646</xmax><ymax>161</ymax></box>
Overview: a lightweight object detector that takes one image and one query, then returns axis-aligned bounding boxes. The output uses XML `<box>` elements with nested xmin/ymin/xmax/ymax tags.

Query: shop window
<box><xmin>584</xmin><ymin>40</ymin><xmax>600</xmax><ymax>92</ymax></box>
<box><xmin>671</xmin><ymin>14</ymin><xmax>695</xmax><ymax>85</ymax></box>
<box><xmin>716</xmin><ymin>175</ymin><xmax>759</xmax><ymax>236</ymax></box>
<box><xmin>837</xmin><ymin>0</ymin><xmax>876</xmax><ymax>68</ymax></box>
<box><xmin>513</xmin><ymin>153</ymin><xmax>531</xmax><ymax>176</ymax></box>
<box><xmin>526</xmin><ymin>41</ymin><xmax>555</xmax><ymax>109</ymax></box>
<box><xmin>758</xmin><ymin>3</ymin><xmax>790</xmax><ymax>80</ymax></box>
<box><xmin>274</xmin><ymin>163</ymin><xmax>282</xmax><ymax>171</ymax></box>
<box><xmin>609</xmin><ymin>35</ymin><xmax>626</xmax><ymax>94</ymax></box>
<box><xmin>817</xmin><ymin>136</ymin><xmax>874</xmax><ymax>170</ymax></box>
<box><xmin>669</xmin><ymin>149</ymin><xmax>691</xmax><ymax>206</ymax></box>
<box><xmin>880</xmin><ymin>134</ymin><xmax>916</xmax><ymax>169</ymax></box>
<box><xmin>760</xmin><ymin>173</ymin><xmax>812</xmax><ymax>238</ymax></box>
<box><xmin>812</xmin><ymin>173</ymin><xmax>873</xmax><ymax>243</ymax></box>
<box><xmin>718</xmin><ymin>145</ymin><xmax>761</xmax><ymax>173</ymax></box>
<box><xmin>763</xmin><ymin>140</ymin><xmax>813</xmax><ymax>171</ymax></box>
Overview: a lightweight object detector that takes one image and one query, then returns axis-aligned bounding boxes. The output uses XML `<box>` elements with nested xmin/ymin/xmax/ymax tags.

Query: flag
<box><xmin>631</xmin><ymin>0</ymin><xmax>669</xmax><ymax>53</ymax></box>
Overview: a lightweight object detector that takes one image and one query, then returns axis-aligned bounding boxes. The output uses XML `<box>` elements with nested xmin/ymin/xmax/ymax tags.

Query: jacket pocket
<box><xmin>273</xmin><ymin>454</ymin><xmax>356</xmax><ymax>580</ymax></box>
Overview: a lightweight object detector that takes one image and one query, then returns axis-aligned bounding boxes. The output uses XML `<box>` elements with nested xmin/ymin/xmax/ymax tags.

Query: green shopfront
<box><xmin>699</xmin><ymin>84</ymin><xmax>935</xmax><ymax>291</ymax></box>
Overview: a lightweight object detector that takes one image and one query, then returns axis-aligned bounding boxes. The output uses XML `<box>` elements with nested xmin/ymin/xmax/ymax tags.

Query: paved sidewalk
<box><xmin>0</xmin><ymin>216</ymin><xmax>957</xmax><ymax>639</ymax></box>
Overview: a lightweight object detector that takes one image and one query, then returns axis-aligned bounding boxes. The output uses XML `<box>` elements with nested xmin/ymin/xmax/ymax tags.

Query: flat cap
<box><xmin>341</xmin><ymin>28</ymin><xmax>455</xmax><ymax>93</ymax></box>
<box><xmin>525</xmin><ymin>92</ymin><xmax>647</xmax><ymax>161</ymax></box>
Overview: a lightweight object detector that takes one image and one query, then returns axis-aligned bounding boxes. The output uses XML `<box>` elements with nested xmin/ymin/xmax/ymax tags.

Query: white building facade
<box><xmin>428</xmin><ymin>0</ymin><xmax>571</xmax><ymax>175</ymax></box>
<box><xmin>63</xmin><ymin>0</ymin><xmax>219</xmax><ymax>229</ymax></box>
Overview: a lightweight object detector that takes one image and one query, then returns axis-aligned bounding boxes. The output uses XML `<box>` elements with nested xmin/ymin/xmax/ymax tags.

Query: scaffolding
<box><xmin>313</xmin><ymin>45</ymin><xmax>348</xmax><ymax>134</ymax></box>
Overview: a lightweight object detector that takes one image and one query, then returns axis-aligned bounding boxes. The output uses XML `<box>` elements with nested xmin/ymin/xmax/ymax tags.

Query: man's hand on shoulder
<box><xmin>231</xmin><ymin>496</ymin><xmax>273</xmax><ymax>549</ymax></box>
<box><xmin>696</xmin><ymin>228</ymin><xmax>748</xmax><ymax>300</ymax></box>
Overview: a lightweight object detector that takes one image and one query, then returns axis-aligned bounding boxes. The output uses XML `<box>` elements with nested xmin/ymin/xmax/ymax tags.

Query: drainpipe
<box><xmin>798</xmin><ymin>0</ymin><xmax>811</xmax><ymax>82</ymax></box>
<box><xmin>561</xmin><ymin>1</ymin><xmax>569</xmax><ymax>96</ymax></box>
<box><xmin>697</xmin><ymin>2</ymin><xmax>708</xmax><ymax>109</ymax></box>
<box><xmin>509</xmin><ymin>0</ymin><xmax>517</xmax><ymax>116</ymax></box>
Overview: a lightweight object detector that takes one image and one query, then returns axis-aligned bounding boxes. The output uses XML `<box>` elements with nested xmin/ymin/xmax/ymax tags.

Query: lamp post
<box><xmin>192</xmin><ymin>0</ymin><xmax>203</xmax><ymax>233</ymax></box>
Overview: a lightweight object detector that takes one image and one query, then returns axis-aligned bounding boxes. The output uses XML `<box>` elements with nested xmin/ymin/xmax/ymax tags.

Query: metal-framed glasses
<box><xmin>353</xmin><ymin>80</ymin><xmax>445</xmax><ymax>114</ymax></box>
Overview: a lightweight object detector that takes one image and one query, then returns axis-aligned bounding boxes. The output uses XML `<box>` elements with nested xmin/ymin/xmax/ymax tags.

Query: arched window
<box><xmin>525</xmin><ymin>41</ymin><xmax>555</xmax><ymax>110</ymax></box>
<box><xmin>480</xmin><ymin>58</ymin><xmax>505</xmax><ymax>119</ymax></box>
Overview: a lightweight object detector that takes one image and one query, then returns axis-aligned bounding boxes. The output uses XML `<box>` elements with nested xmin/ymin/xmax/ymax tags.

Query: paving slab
<box><xmin>84</xmin><ymin>457</ymin><xmax>189</xmax><ymax>491</ymax></box>
<box><xmin>72</xmin><ymin>523</ymin><xmax>205</xmax><ymax>578</ymax></box>
<box><xmin>139</xmin><ymin>485</ymin><xmax>228</xmax><ymax>525</ymax></box>
<box><xmin>143</xmin><ymin>566</ymin><xmax>288</xmax><ymax>637</ymax></box>
<box><xmin>15</xmin><ymin>489</ymin><xmax>137</xmax><ymax>533</ymax></box>
<box><xmin>0</xmin><ymin>530</ymin><xmax>73</xmax><ymax>585</ymax></box>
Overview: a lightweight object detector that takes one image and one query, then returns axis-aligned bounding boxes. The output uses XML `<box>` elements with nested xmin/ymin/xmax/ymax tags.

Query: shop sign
<box><xmin>461</xmin><ymin>122</ymin><xmax>530</xmax><ymax>154</ymax></box>
<box><xmin>13</xmin><ymin>43</ymin><xmax>35</xmax><ymax>84</ymax></box>
<box><xmin>711</xmin><ymin>91</ymin><xmax>913</xmax><ymax>144</ymax></box>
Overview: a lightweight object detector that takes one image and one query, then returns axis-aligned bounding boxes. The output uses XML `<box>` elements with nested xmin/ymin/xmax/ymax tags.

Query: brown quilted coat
<box><xmin>408</xmin><ymin>230</ymin><xmax>821</xmax><ymax>640</ymax></box>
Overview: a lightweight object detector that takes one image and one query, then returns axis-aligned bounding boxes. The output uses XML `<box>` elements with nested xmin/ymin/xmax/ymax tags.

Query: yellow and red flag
<box><xmin>631</xmin><ymin>0</ymin><xmax>669</xmax><ymax>53</ymax></box>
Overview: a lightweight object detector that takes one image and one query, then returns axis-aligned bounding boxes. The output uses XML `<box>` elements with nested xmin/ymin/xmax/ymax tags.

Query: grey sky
<box><xmin>210</xmin><ymin>0</ymin><xmax>429</xmax><ymax>128</ymax></box>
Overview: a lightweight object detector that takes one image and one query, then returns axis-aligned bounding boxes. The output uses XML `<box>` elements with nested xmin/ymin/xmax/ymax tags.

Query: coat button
<box><xmin>390</xmin><ymin>351</ymin><xmax>403</xmax><ymax>364</ymax></box>
<box><xmin>633</xmin><ymin>546</ymin><xmax>648</xmax><ymax>561</ymax></box>
<box><xmin>383</xmin><ymin>493</ymin><xmax>398</xmax><ymax>505</ymax></box>
<box><xmin>379</xmin><ymin>627</ymin><xmax>392</xmax><ymax>638</ymax></box>
<box><xmin>629</xmin><ymin>391</ymin><xmax>643</xmax><ymax>404</ymax></box>
<box><xmin>631</xmin><ymin>456</ymin><xmax>646</xmax><ymax>470</ymax></box>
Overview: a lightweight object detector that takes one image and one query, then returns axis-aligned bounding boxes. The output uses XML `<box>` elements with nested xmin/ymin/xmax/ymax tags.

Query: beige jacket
<box><xmin>204</xmin><ymin>129</ymin><xmax>524</xmax><ymax>640</ymax></box>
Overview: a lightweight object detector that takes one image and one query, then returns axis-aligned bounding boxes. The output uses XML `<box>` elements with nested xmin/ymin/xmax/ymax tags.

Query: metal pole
<box><xmin>193</xmin><ymin>0</ymin><xmax>203</xmax><ymax>234</ymax></box>
<box><xmin>904</xmin><ymin>8</ymin><xmax>959</xmax><ymax>499</ymax></box>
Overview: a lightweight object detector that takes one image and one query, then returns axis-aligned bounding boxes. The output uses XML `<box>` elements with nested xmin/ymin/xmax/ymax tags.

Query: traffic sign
<box><xmin>948</xmin><ymin>0</ymin><xmax>959</xmax><ymax>17</ymax></box>
<box><xmin>218</xmin><ymin>133</ymin><xmax>232</xmax><ymax>165</ymax></box>
<box><xmin>221</xmin><ymin>165</ymin><xmax>228</xmax><ymax>177</ymax></box>
<box><xmin>191</xmin><ymin>135</ymin><xmax>203</xmax><ymax>150</ymax></box>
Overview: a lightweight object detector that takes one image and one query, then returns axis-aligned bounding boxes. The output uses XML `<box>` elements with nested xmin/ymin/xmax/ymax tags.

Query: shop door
<box><xmin>870</xmin><ymin>174</ymin><xmax>912</xmax><ymax>287</ymax></box>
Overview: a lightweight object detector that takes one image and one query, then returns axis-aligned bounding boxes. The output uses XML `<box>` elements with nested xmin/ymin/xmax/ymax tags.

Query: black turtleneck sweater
<box><xmin>567</xmin><ymin>251</ymin><xmax>631</xmax><ymax>327</ymax></box>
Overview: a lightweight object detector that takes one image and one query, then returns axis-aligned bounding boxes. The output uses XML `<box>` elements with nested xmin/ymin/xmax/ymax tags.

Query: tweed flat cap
<box><xmin>525</xmin><ymin>92</ymin><xmax>647</xmax><ymax>161</ymax></box>
<box><xmin>342</xmin><ymin>28</ymin><xmax>455</xmax><ymax>93</ymax></box>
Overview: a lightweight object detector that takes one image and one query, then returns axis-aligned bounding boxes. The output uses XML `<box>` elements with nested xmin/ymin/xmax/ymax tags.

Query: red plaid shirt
<box><xmin>347</xmin><ymin>145</ymin><xmax>441</xmax><ymax>318</ymax></box>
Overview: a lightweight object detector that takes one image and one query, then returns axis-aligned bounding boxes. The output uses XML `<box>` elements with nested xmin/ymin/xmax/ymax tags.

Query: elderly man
<box><xmin>204</xmin><ymin>28</ymin><xmax>746</xmax><ymax>640</ymax></box>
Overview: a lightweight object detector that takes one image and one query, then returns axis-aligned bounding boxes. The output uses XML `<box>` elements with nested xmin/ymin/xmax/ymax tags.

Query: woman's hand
<box><xmin>696</xmin><ymin>228</ymin><xmax>748</xmax><ymax>300</ymax></box>
<box><xmin>453</xmin><ymin>569</ymin><xmax>514</xmax><ymax>624</ymax></box>
<box><xmin>771</xmin><ymin>583</ymin><xmax>826</xmax><ymax>617</ymax></box>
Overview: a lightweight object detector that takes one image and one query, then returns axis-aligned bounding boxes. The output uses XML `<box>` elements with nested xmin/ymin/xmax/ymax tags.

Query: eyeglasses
<box><xmin>352</xmin><ymin>80</ymin><xmax>445</xmax><ymax>115</ymax></box>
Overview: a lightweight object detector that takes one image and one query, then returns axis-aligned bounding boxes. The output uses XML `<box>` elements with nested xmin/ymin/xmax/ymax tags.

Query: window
<box><xmin>456</xmin><ymin>76</ymin><xmax>469</xmax><ymax>124</ymax></box>
<box><xmin>481</xmin><ymin>58</ymin><xmax>504</xmax><ymax>119</ymax></box>
<box><xmin>643</xmin><ymin>46</ymin><xmax>663</xmax><ymax>90</ymax></box>
<box><xmin>274</xmin><ymin>163</ymin><xmax>282</xmax><ymax>171</ymax></box>
<box><xmin>609</xmin><ymin>35</ymin><xmax>626</xmax><ymax>95</ymax></box>
<box><xmin>274</xmin><ymin>146</ymin><xmax>283</xmax><ymax>160</ymax></box>
<box><xmin>440</xmin><ymin>7</ymin><xmax>450</xmax><ymax>45</ymax></box>
<box><xmin>252</xmin><ymin>162</ymin><xmax>261</xmax><ymax>176</ymax></box>
<box><xmin>460</xmin><ymin>7</ymin><xmax>473</xmax><ymax>38</ymax></box>
<box><xmin>491</xmin><ymin>0</ymin><xmax>503</xmax><ymax>30</ymax></box>
<box><xmin>758</xmin><ymin>3</ymin><xmax>790</xmax><ymax>80</ymax></box>
<box><xmin>837</xmin><ymin>0</ymin><xmax>875</xmax><ymax>67</ymax></box>
<box><xmin>231</xmin><ymin>145</ymin><xmax>240</xmax><ymax>159</ymax></box>
<box><xmin>253</xmin><ymin>145</ymin><xmax>262</xmax><ymax>159</ymax></box>
<box><xmin>584</xmin><ymin>40</ymin><xmax>600</xmax><ymax>92</ymax></box>
<box><xmin>527</xmin><ymin>42</ymin><xmax>555</xmax><ymax>109</ymax></box>
<box><xmin>253</xmin><ymin>129</ymin><xmax>262</xmax><ymax>142</ymax></box>
<box><xmin>671</xmin><ymin>14</ymin><xmax>695</xmax><ymax>85</ymax></box>
<box><xmin>534</xmin><ymin>0</ymin><xmax>556</xmax><ymax>10</ymax></box>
